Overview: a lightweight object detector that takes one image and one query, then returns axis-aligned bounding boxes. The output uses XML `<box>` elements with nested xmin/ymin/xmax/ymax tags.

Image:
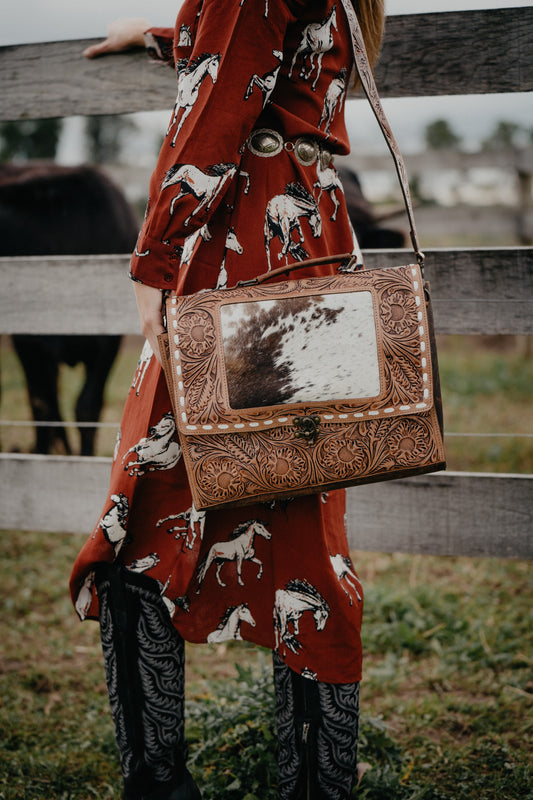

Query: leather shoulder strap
<box><xmin>340</xmin><ymin>0</ymin><xmax>424</xmax><ymax>269</ymax></box>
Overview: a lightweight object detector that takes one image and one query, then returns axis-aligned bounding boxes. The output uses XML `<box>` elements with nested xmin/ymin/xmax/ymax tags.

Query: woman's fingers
<box><xmin>133</xmin><ymin>282</ymin><xmax>166</xmax><ymax>366</ymax></box>
<box><xmin>83</xmin><ymin>18</ymin><xmax>150</xmax><ymax>58</ymax></box>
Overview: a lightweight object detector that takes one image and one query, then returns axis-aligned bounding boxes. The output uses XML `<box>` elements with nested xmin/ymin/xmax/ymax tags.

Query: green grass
<box><xmin>0</xmin><ymin>532</ymin><xmax>531</xmax><ymax>799</ymax></box>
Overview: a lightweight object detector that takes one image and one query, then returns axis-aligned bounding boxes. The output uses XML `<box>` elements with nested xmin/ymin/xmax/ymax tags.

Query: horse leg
<box><xmin>251</xmin><ymin>556</ymin><xmax>263</xmax><ymax>580</ymax></box>
<box><xmin>215</xmin><ymin>561</ymin><xmax>227</xmax><ymax>588</ymax></box>
<box><xmin>94</xmin><ymin>563</ymin><xmax>202</xmax><ymax>800</ymax></box>
<box><xmin>12</xmin><ymin>334</ymin><xmax>71</xmax><ymax>454</ymax></box>
<box><xmin>273</xmin><ymin>653</ymin><xmax>360</xmax><ymax>800</ymax></box>
<box><xmin>329</xmin><ymin>189</ymin><xmax>339</xmax><ymax>222</ymax></box>
<box><xmin>76</xmin><ymin>335</ymin><xmax>121</xmax><ymax>456</ymax></box>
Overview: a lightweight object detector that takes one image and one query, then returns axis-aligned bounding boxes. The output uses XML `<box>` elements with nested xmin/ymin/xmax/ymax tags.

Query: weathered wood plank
<box><xmin>346</xmin><ymin>472</ymin><xmax>533</xmax><ymax>559</ymax></box>
<box><xmin>0</xmin><ymin>8</ymin><xmax>531</xmax><ymax>122</ymax></box>
<box><xmin>374</xmin><ymin>8</ymin><xmax>533</xmax><ymax>98</ymax></box>
<box><xmin>1</xmin><ymin>248</ymin><xmax>531</xmax><ymax>335</ymax></box>
<box><xmin>1</xmin><ymin>453</ymin><xmax>531</xmax><ymax>559</ymax></box>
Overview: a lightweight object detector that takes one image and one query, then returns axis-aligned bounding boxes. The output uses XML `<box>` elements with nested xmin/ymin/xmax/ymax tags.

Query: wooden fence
<box><xmin>1</xmin><ymin>7</ymin><xmax>532</xmax><ymax>558</ymax></box>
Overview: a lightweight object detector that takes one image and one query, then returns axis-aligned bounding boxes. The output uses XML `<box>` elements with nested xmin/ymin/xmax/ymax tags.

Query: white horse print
<box><xmin>244</xmin><ymin>50</ymin><xmax>283</xmax><ymax>108</ymax></box>
<box><xmin>318</xmin><ymin>68</ymin><xmax>347</xmax><ymax>136</ymax></box>
<box><xmin>98</xmin><ymin>492</ymin><xmax>130</xmax><ymax>555</ymax></box>
<box><xmin>264</xmin><ymin>182</ymin><xmax>322</xmax><ymax>270</ymax></box>
<box><xmin>216</xmin><ymin>227</ymin><xmax>244</xmax><ymax>289</ymax></box>
<box><xmin>197</xmin><ymin>519</ymin><xmax>272</xmax><ymax>592</ymax></box>
<box><xmin>161</xmin><ymin>162</ymin><xmax>237</xmax><ymax>229</ymax></box>
<box><xmin>177</xmin><ymin>24</ymin><xmax>192</xmax><ymax>46</ymax></box>
<box><xmin>75</xmin><ymin>570</ymin><xmax>95</xmax><ymax>620</ymax></box>
<box><xmin>167</xmin><ymin>52</ymin><xmax>220</xmax><ymax>146</ymax></box>
<box><xmin>240</xmin><ymin>0</ymin><xmax>270</xmax><ymax>18</ymax></box>
<box><xmin>113</xmin><ymin>427</ymin><xmax>121</xmax><ymax>462</ymax></box>
<box><xmin>181</xmin><ymin>224</ymin><xmax>212</xmax><ymax>267</ymax></box>
<box><xmin>122</xmin><ymin>413</ymin><xmax>182</xmax><ymax>477</ymax></box>
<box><xmin>131</xmin><ymin>339</ymin><xmax>153</xmax><ymax>396</ymax></box>
<box><xmin>207</xmin><ymin>603</ymin><xmax>256</xmax><ymax>643</ymax></box>
<box><xmin>157</xmin><ymin>504</ymin><xmax>206</xmax><ymax>550</ymax></box>
<box><xmin>127</xmin><ymin>552</ymin><xmax>161</xmax><ymax>573</ymax></box>
<box><xmin>330</xmin><ymin>553</ymin><xmax>363</xmax><ymax>605</ymax></box>
<box><xmin>274</xmin><ymin>579</ymin><xmax>330</xmax><ymax>654</ymax></box>
<box><xmin>314</xmin><ymin>162</ymin><xmax>345</xmax><ymax>221</ymax></box>
<box><xmin>289</xmin><ymin>5</ymin><xmax>338</xmax><ymax>90</ymax></box>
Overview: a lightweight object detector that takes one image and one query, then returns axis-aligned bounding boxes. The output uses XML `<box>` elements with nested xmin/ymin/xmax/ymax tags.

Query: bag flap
<box><xmin>166</xmin><ymin>264</ymin><xmax>435</xmax><ymax>437</ymax></box>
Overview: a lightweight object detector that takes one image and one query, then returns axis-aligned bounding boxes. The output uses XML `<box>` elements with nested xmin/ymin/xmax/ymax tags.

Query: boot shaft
<box><xmin>273</xmin><ymin>653</ymin><xmax>359</xmax><ymax>800</ymax></box>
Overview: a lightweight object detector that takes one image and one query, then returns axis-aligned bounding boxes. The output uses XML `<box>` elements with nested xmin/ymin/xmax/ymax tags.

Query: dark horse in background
<box><xmin>0</xmin><ymin>163</ymin><xmax>138</xmax><ymax>455</ymax></box>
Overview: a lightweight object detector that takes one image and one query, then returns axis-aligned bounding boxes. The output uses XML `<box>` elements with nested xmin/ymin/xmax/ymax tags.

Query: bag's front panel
<box><xmin>167</xmin><ymin>264</ymin><xmax>445</xmax><ymax>510</ymax></box>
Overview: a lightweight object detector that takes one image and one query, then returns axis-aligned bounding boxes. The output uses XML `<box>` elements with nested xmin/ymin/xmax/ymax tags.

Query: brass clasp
<box><xmin>293</xmin><ymin>415</ymin><xmax>321</xmax><ymax>445</ymax></box>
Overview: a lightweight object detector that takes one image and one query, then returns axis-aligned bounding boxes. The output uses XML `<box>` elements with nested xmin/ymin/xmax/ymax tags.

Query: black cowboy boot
<box><xmin>273</xmin><ymin>653</ymin><xmax>360</xmax><ymax>800</ymax></box>
<box><xmin>95</xmin><ymin>563</ymin><xmax>201</xmax><ymax>800</ymax></box>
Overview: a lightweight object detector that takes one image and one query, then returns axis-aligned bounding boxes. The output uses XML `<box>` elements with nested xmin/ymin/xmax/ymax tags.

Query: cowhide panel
<box><xmin>220</xmin><ymin>292</ymin><xmax>380</xmax><ymax>409</ymax></box>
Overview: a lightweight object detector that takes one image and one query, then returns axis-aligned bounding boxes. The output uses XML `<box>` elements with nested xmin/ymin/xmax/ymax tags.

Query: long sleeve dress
<box><xmin>70</xmin><ymin>0</ymin><xmax>365</xmax><ymax>685</ymax></box>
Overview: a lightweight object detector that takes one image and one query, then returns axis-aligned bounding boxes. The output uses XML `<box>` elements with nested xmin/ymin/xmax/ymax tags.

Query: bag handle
<box><xmin>340</xmin><ymin>0</ymin><xmax>424</xmax><ymax>269</ymax></box>
<box><xmin>236</xmin><ymin>252</ymin><xmax>357</xmax><ymax>287</ymax></box>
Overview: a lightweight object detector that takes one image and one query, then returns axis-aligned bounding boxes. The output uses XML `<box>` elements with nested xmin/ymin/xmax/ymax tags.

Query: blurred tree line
<box><xmin>0</xmin><ymin>116</ymin><xmax>136</xmax><ymax>162</ymax></box>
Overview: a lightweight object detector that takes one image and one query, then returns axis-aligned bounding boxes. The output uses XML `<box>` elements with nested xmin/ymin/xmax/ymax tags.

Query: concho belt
<box><xmin>246</xmin><ymin>128</ymin><xmax>333</xmax><ymax>169</ymax></box>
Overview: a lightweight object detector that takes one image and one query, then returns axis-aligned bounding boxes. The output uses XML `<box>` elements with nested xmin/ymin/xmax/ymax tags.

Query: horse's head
<box><xmin>154</xmin><ymin>413</ymin><xmax>176</xmax><ymax>437</ymax></box>
<box><xmin>207</xmin><ymin>54</ymin><xmax>220</xmax><ymax>82</ymax></box>
<box><xmin>239</xmin><ymin>603</ymin><xmax>256</xmax><ymax>627</ymax></box>
<box><xmin>252</xmin><ymin>521</ymin><xmax>272</xmax><ymax>540</ymax></box>
<box><xmin>313</xmin><ymin>606</ymin><xmax>329</xmax><ymax>631</ymax></box>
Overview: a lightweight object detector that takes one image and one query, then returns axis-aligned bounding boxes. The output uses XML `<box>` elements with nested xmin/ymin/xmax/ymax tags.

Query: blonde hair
<box><xmin>353</xmin><ymin>0</ymin><xmax>385</xmax><ymax>69</ymax></box>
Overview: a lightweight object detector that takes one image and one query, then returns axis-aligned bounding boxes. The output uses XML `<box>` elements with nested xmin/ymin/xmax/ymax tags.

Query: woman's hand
<box><xmin>83</xmin><ymin>18</ymin><xmax>150</xmax><ymax>58</ymax></box>
<box><xmin>133</xmin><ymin>282</ymin><xmax>166</xmax><ymax>366</ymax></box>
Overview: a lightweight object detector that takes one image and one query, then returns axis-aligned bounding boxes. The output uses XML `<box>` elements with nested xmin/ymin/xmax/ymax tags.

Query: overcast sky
<box><xmin>1</xmin><ymin>0</ymin><xmax>532</xmax><ymax>45</ymax></box>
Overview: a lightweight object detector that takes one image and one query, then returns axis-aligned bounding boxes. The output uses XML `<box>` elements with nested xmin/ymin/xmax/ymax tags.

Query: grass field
<box><xmin>1</xmin><ymin>334</ymin><xmax>532</xmax><ymax>798</ymax></box>
<box><xmin>0</xmin><ymin>532</ymin><xmax>531</xmax><ymax>799</ymax></box>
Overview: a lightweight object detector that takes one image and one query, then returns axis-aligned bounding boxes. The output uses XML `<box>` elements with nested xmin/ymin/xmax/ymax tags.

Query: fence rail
<box><xmin>1</xmin><ymin>7</ymin><xmax>532</xmax><ymax>558</ymax></box>
<box><xmin>0</xmin><ymin>8</ymin><xmax>531</xmax><ymax>122</ymax></box>
<box><xmin>2</xmin><ymin>248</ymin><xmax>531</xmax><ymax>336</ymax></box>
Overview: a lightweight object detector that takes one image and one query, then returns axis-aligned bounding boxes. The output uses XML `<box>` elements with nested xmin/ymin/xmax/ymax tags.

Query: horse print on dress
<box><xmin>127</xmin><ymin>552</ymin><xmax>161</xmax><ymax>573</ymax></box>
<box><xmin>216</xmin><ymin>227</ymin><xmax>244</xmax><ymax>289</ymax></box>
<box><xmin>274</xmin><ymin>579</ymin><xmax>330</xmax><ymax>655</ymax></box>
<box><xmin>131</xmin><ymin>339</ymin><xmax>153</xmax><ymax>396</ymax></box>
<box><xmin>177</xmin><ymin>24</ymin><xmax>192</xmax><ymax>46</ymax></box>
<box><xmin>160</xmin><ymin>162</ymin><xmax>237</xmax><ymax>230</ymax></box>
<box><xmin>314</xmin><ymin>159</ymin><xmax>345</xmax><ymax>221</ymax></box>
<box><xmin>157</xmin><ymin>504</ymin><xmax>206</xmax><ymax>551</ymax></box>
<box><xmin>181</xmin><ymin>224</ymin><xmax>212</xmax><ymax>268</ymax></box>
<box><xmin>98</xmin><ymin>492</ymin><xmax>130</xmax><ymax>556</ymax></box>
<box><xmin>244</xmin><ymin>49</ymin><xmax>283</xmax><ymax>108</ymax></box>
<box><xmin>329</xmin><ymin>553</ymin><xmax>363</xmax><ymax>605</ymax></box>
<box><xmin>318</xmin><ymin>68</ymin><xmax>347</xmax><ymax>136</ymax></box>
<box><xmin>122</xmin><ymin>412</ymin><xmax>182</xmax><ymax>477</ymax></box>
<box><xmin>264</xmin><ymin>182</ymin><xmax>322</xmax><ymax>270</ymax></box>
<box><xmin>288</xmin><ymin>4</ymin><xmax>338</xmax><ymax>90</ymax></box>
<box><xmin>75</xmin><ymin>570</ymin><xmax>95</xmax><ymax>620</ymax></box>
<box><xmin>207</xmin><ymin>603</ymin><xmax>256</xmax><ymax>643</ymax></box>
<box><xmin>240</xmin><ymin>0</ymin><xmax>270</xmax><ymax>19</ymax></box>
<box><xmin>196</xmin><ymin>519</ymin><xmax>271</xmax><ymax>592</ymax></box>
<box><xmin>167</xmin><ymin>52</ymin><xmax>220</xmax><ymax>146</ymax></box>
<box><xmin>221</xmin><ymin>291</ymin><xmax>380</xmax><ymax>409</ymax></box>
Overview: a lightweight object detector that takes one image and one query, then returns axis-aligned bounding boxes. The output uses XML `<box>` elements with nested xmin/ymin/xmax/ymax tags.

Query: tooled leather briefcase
<box><xmin>157</xmin><ymin>0</ymin><xmax>445</xmax><ymax>511</ymax></box>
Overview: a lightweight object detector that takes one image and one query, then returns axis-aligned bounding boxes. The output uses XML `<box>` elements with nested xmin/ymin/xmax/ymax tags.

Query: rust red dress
<box><xmin>70</xmin><ymin>0</ymin><xmax>365</xmax><ymax>684</ymax></box>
